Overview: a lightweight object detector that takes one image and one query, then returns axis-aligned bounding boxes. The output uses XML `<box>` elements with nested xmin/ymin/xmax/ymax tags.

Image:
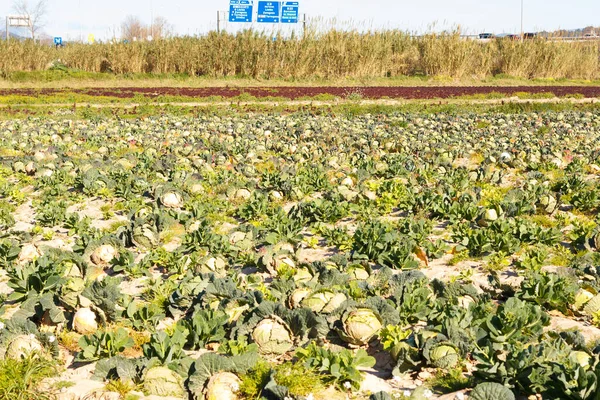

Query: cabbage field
<box><xmin>2</xmin><ymin>110</ymin><xmax>600</xmax><ymax>400</ymax></box>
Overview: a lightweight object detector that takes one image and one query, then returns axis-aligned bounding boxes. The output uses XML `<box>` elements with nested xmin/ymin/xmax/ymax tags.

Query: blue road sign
<box><xmin>53</xmin><ymin>37</ymin><xmax>63</xmax><ymax>46</ymax></box>
<box><xmin>229</xmin><ymin>0</ymin><xmax>254</xmax><ymax>22</ymax></box>
<box><xmin>257</xmin><ymin>1</ymin><xmax>280</xmax><ymax>23</ymax></box>
<box><xmin>281</xmin><ymin>1</ymin><xmax>299</xmax><ymax>23</ymax></box>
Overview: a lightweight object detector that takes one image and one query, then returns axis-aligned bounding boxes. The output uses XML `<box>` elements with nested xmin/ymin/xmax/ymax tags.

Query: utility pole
<box><xmin>5</xmin><ymin>17</ymin><xmax>8</xmax><ymax>41</ymax></box>
<box><xmin>302</xmin><ymin>13</ymin><xmax>307</xmax><ymax>37</ymax></box>
<box><xmin>520</xmin><ymin>0</ymin><xmax>524</xmax><ymax>41</ymax></box>
<box><xmin>79</xmin><ymin>0</ymin><xmax>82</xmax><ymax>42</ymax></box>
<box><xmin>217</xmin><ymin>11</ymin><xmax>221</xmax><ymax>34</ymax></box>
<box><xmin>150</xmin><ymin>0</ymin><xmax>154</xmax><ymax>39</ymax></box>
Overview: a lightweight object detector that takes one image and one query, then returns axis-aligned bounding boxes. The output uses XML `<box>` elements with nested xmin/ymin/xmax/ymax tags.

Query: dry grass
<box><xmin>0</xmin><ymin>29</ymin><xmax>599</xmax><ymax>81</ymax></box>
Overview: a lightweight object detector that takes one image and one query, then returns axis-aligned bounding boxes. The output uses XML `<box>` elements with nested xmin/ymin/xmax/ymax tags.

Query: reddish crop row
<box><xmin>2</xmin><ymin>86</ymin><xmax>600</xmax><ymax>100</ymax></box>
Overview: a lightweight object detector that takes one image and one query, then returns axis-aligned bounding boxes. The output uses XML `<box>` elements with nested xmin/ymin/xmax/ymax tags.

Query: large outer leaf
<box><xmin>370</xmin><ymin>392</ymin><xmax>392</xmax><ymax>400</ymax></box>
<box><xmin>93</xmin><ymin>356</ymin><xmax>142</xmax><ymax>382</ymax></box>
<box><xmin>188</xmin><ymin>352</ymin><xmax>258</xmax><ymax>400</ymax></box>
<box><xmin>81</xmin><ymin>277</ymin><xmax>122</xmax><ymax>322</ymax></box>
<box><xmin>188</xmin><ymin>353</ymin><xmax>234</xmax><ymax>400</ymax></box>
<box><xmin>469</xmin><ymin>382</ymin><xmax>516</xmax><ymax>400</ymax></box>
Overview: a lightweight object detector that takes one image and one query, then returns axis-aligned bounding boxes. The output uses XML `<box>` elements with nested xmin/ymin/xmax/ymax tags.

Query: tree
<box><xmin>12</xmin><ymin>0</ymin><xmax>47</xmax><ymax>40</ymax></box>
<box><xmin>121</xmin><ymin>15</ymin><xmax>146</xmax><ymax>41</ymax></box>
<box><xmin>121</xmin><ymin>15</ymin><xmax>172</xmax><ymax>41</ymax></box>
<box><xmin>150</xmin><ymin>16</ymin><xmax>173</xmax><ymax>39</ymax></box>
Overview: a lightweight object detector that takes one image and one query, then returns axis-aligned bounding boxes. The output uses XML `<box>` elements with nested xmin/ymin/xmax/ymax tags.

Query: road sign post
<box><xmin>5</xmin><ymin>15</ymin><xmax>31</xmax><ymax>41</ymax></box>
<box><xmin>229</xmin><ymin>0</ymin><xmax>254</xmax><ymax>23</ymax></box>
<box><xmin>257</xmin><ymin>1</ymin><xmax>280</xmax><ymax>23</ymax></box>
<box><xmin>54</xmin><ymin>37</ymin><xmax>63</xmax><ymax>47</ymax></box>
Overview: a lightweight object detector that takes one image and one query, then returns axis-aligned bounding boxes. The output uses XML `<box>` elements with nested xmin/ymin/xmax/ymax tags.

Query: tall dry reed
<box><xmin>0</xmin><ymin>28</ymin><xmax>598</xmax><ymax>80</ymax></box>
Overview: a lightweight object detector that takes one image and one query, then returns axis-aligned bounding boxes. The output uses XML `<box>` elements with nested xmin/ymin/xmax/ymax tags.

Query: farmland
<box><xmin>1</xmin><ymin>102</ymin><xmax>600</xmax><ymax>400</ymax></box>
<box><xmin>1</xmin><ymin>23</ymin><xmax>600</xmax><ymax>400</ymax></box>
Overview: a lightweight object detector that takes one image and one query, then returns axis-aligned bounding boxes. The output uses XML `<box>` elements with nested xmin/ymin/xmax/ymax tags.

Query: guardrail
<box><xmin>459</xmin><ymin>35</ymin><xmax>600</xmax><ymax>42</ymax></box>
<box><xmin>408</xmin><ymin>35</ymin><xmax>600</xmax><ymax>42</ymax></box>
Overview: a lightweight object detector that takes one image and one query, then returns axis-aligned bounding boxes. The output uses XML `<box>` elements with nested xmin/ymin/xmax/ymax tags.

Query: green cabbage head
<box><xmin>205</xmin><ymin>372</ymin><xmax>241</xmax><ymax>400</ymax></box>
<box><xmin>428</xmin><ymin>344</ymin><xmax>459</xmax><ymax>369</ymax></box>
<box><xmin>143</xmin><ymin>366</ymin><xmax>186</xmax><ymax>397</ymax></box>
<box><xmin>342</xmin><ymin>308</ymin><xmax>383</xmax><ymax>345</ymax></box>
<box><xmin>6</xmin><ymin>335</ymin><xmax>44</xmax><ymax>360</ymax></box>
<box><xmin>251</xmin><ymin>316</ymin><xmax>294</xmax><ymax>354</ymax></box>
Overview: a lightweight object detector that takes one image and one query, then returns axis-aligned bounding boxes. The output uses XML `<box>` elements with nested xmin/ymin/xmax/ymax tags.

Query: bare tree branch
<box><xmin>121</xmin><ymin>15</ymin><xmax>146</xmax><ymax>41</ymax></box>
<box><xmin>151</xmin><ymin>16</ymin><xmax>173</xmax><ymax>39</ymax></box>
<box><xmin>121</xmin><ymin>15</ymin><xmax>172</xmax><ymax>41</ymax></box>
<box><xmin>12</xmin><ymin>0</ymin><xmax>47</xmax><ymax>40</ymax></box>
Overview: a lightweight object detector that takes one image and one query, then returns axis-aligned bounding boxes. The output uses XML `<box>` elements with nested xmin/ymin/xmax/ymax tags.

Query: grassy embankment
<box><xmin>2</xmin><ymin>98</ymin><xmax>600</xmax><ymax>120</ymax></box>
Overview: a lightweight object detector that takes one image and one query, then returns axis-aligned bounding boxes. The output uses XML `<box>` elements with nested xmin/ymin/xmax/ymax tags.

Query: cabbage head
<box><xmin>301</xmin><ymin>290</ymin><xmax>347</xmax><ymax>314</ymax></box>
<box><xmin>73</xmin><ymin>307</ymin><xmax>98</xmax><ymax>335</ymax></box>
<box><xmin>143</xmin><ymin>366</ymin><xmax>186</xmax><ymax>397</ymax></box>
<box><xmin>6</xmin><ymin>335</ymin><xmax>44</xmax><ymax>360</ymax></box>
<box><xmin>570</xmin><ymin>351</ymin><xmax>592</xmax><ymax>370</ymax></box>
<box><xmin>160</xmin><ymin>191</ymin><xmax>184</xmax><ymax>209</ymax></box>
<box><xmin>423</xmin><ymin>336</ymin><xmax>461</xmax><ymax>369</ymax></box>
<box><xmin>584</xmin><ymin>294</ymin><xmax>600</xmax><ymax>315</ymax></box>
<box><xmin>288</xmin><ymin>287</ymin><xmax>312</xmax><ymax>309</ymax></box>
<box><xmin>251</xmin><ymin>316</ymin><xmax>294</xmax><ymax>355</ymax></box>
<box><xmin>341</xmin><ymin>308</ymin><xmax>383</xmax><ymax>346</ymax></box>
<box><xmin>132</xmin><ymin>224</ymin><xmax>159</xmax><ymax>250</ymax></box>
<box><xmin>427</xmin><ymin>344</ymin><xmax>459</xmax><ymax>369</ymax></box>
<box><xmin>205</xmin><ymin>372</ymin><xmax>241</xmax><ymax>400</ymax></box>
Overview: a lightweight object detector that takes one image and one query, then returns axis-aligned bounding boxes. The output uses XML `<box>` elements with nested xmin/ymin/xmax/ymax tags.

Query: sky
<box><xmin>1</xmin><ymin>0</ymin><xmax>599</xmax><ymax>41</ymax></box>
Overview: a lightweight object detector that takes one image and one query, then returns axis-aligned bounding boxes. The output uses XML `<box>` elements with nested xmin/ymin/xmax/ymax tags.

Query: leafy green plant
<box><xmin>123</xmin><ymin>301</ymin><xmax>165</xmax><ymax>332</ymax></box>
<box><xmin>0</xmin><ymin>239</ymin><xmax>21</xmax><ymax>269</ymax></box>
<box><xmin>517</xmin><ymin>272</ymin><xmax>578</xmax><ymax>314</ymax></box>
<box><xmin>177</xmin><ymin>308</ymin><xmax>228</xmax><ymax>350</ymax></box>
<box><xmin>142</xmin><ymin>329</ymin><xmax>189</xmax><ymax>366</ymax></box>
<box><xmin>516</xmin><ymin>246</ymin><xmax>548</xmax><ymax>271</ymax></box>
<box><xmin>484</xmin><ymin>251</ymin><xmax>511</xmax><ymax>272</ymax></box>
<box><xmin>81</xmin><ymin>277</ymin><xmax>123</xmax><ymax>322</ymax></box>
<box><xmin>218</xmin><ymin>338</ymin><xmax>259</xmax><ymax>356</ymax></box>
<box><xmin>0</xmin><ymin>201</ymin><xmax>16</xmax><ymax>231</ymax></box>
<box><xmin>34</xmin><ymin>200</ymin><xmax>68</xmax><ymax>227</ymax></box>
<box><xmin>571</xmin><ymin>185</ymin><xmax>600</xmax><ymax>213</ymax></box>
<box><xmin>236</xmin><ymin>192</ymin><xmax>274</xmax><ymax>221</ymax></box>
<box><xmin>318</xmin><ymin>225</ymin><xmax>353</xmax><ymax>251</ymax></box>
<box><xmin>481</xmin><ymin>297</ymin><xmax>550</xmax><ymax>345</ymax></box>
<box><xmin>353</xmin><ymin>220</ymin><xmax>418</xmax><ymax>269</ymax></box>
<box><xmin>427</xmin><ymin>366</ymin><xmax>473</xmax><ymax>393</ymax></box>
<box><xmin>94</xmin><ymin>356</ymin><xmax>142</xmax><ymax>384</ymax></box>
<box><xmin>180</xmin><ymin>218</ymin><xmax>232</xmax><ymax>255</ymax></box>
<box><xmin>76</xmin><ymin>328</ymin><xmax>135</xmax><ymax>361</ymax></box>
<box><xmin>296</xmin><ymin>341</ymin><xmax>375</xmax><ymax>390</ymax></box>
<box><xmin>260</xmin><ymin>210</ymin><xmax>304</xmax><ymax>245</ymax></box>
